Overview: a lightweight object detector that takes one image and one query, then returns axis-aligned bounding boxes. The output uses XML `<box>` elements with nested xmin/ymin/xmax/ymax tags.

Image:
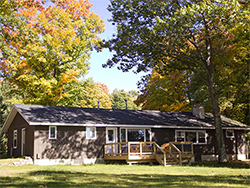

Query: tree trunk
<box><xmin>207</xmin><ymin>79</ymin><xmax>228</xmax><ymax>163</ymax></box>
<box><xmin>206</xmin><ymin>54</ymin><xmax>228</xmax><ymax>162</ymax></box>
<box><xmin>205</xmin><ymin>37</ymin><xmax>228</xmax><ymax>163</ymax></box>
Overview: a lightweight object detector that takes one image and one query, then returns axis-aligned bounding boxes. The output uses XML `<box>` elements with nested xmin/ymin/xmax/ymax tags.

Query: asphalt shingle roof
<box><xmin>13</xmin><ymin>104</ymin><xmax>249</xmax><ymax>129</ymax></box>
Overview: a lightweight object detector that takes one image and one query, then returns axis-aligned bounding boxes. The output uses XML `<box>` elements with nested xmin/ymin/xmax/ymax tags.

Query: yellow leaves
<box><xmin>60</xmin><ymin>69</ymin><xmax>79</xmax><ymax>84</ymax></box>
<box><xmin>37</xmin><ymin>57</ymin><xmax>46</xmax><ymax>63</ymax></box>
<box><xmin>163</xmin><ymin>100</ymin><xmax>190</xmax><ymax>112</ymax></box>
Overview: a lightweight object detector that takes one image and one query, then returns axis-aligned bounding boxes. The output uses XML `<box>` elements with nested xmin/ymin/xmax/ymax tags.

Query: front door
<box><xmin>21</xmin><ymin>128</ymin><xmax>25</xmax><ymax>156</ymax></box>
<box><xmin>106</xmin><ymin>128</ymin><xmax>117</xmax><ymax>153</ymax></box>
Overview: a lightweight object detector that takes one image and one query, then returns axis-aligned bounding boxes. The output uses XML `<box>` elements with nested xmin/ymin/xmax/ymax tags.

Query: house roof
<box><xmin>1</xmin><ymin>104</ymin><xmax>250</xmax><ymax>132</ymax></box>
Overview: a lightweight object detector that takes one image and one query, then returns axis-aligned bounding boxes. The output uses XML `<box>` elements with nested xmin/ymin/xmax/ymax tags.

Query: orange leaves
<box><xmin>3</xmin><ymin>26</ymin><xmax>19</xmax><ymax>38</ymax></box>
<box><xmin>17</xmin><ymin>0</ymin><xmax>92</xmax><ymax>20</ymax></box>
<box><xmin>16</xmin><ymin>0</ymin><xmax>93</xmax><ymax>41</ymax></box>
<box><xmin>18</xmin><ymin>6</ymin><xmax>37</xmax><ymax>17</ymax></box>
<box><xmin>96</xmin><ymin>82</ymin><xmax>110</xmax><ymax>94</ymax></box>
<box><xmin>15</xmin><ymin>0</ymin><xmax>46</xmax><ymax>7</ymax></box>
<box><xmin>0</xmin><ymin>60</ymin><xmax>9</xmax><ymax>73</ymax></box>
<box><xmin>58</xmin><ymin>0</ymin><xmax>92</xmax><ymax>20</ymax></box>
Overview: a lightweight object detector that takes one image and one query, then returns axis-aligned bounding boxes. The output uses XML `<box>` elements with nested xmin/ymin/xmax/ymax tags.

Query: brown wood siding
<box><xmin>152</xmin><ymin>128</ymin><xmax>247</xmax><ymax>161</ymax></box>
<box><xmin>7</xmin><ymin>113</ymin><xmax>34</xmax><ymax>158</ymax></box>
<box><xmin>34</xmin><ymin>126</ymin><xmax>105</xmax><ymax>162</ymax></box>
<box><xmin>193</xmin><ymin>130</ymin><xmax>216</xmax><ymax>161</ymax></box>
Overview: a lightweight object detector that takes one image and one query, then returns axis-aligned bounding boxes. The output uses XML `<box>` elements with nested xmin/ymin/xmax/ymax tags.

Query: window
<box><xmin>128</xmin><ymin>129</ymin><xmax>145</xmax><ymax>141</ymax></box>
<box><xmin>186</xmin><ymin>132</ymin><xmax>197</xmax><ymax>142</ymax></box>
<box><xmin>198</xmin><ymin>132</ymin><xmax>206</xmax><ymax>143</ymax></box>
<box><xmin>176</xmin><ymin>131</ymin><xmax>185</xmax><ymax>142</ymax></box>
<box><xmin>120</xmin><ymin>128</ymin><xmax>151</xmax><ymax>142</ymax></box>
<box><xmin>107</xmin><ymin>129</ymin><xmax>114</xmax><ymax>142</ymax></box>
<box><xmin>86</xmin><ymin>127</ymin><xmax>96</xmax><ymax>139</ymax></box>
<box><xmin>49</xmin><ymin>126</ymin><xmax>57</xmax><ymax>139</ymax></box>
<box><xmin>226</xmin><ymin>130</ymin><xmax>234</xmax><ymax>138</ymax></box>
<box><xmin>13</xmin><ymin>130</ymin><xmax>17</xmax><ymax>149</ymax></box>
<box><xmin>175</xmin><ymin>130</ymin><xmax>206</xmax><ymax>144</ymax></box>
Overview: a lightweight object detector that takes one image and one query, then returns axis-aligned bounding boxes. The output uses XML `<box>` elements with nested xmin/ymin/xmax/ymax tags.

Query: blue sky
<box><xmin>87</xmin><ymin>0</ymin><xmax>145</xmax><ymax>93</ymax></box>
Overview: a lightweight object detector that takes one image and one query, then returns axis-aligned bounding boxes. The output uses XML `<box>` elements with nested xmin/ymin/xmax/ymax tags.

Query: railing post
<box><xmin>153</xmin><ymin>143</ymin><xmax>156</xmax><ymax>154</ymax></box>
<box><xmin>191</xmin><ymin>142</ymin><xmax>194</xmax><ymax>154</ymax></box>
<box><xmin>104</xmin><ymin>144</ymin><xmax>106</xmax><ymax>155</ymax></box>
<box><xmin>182</xmin><ymin>143</ymin><xmax>184</xmax><ymax>154</ymax></box>
<box><xmin>179</xmin><ymin>153</ymin><xmax>182</xmax><ymax>166</ymax></box>
<box><xmin>164</xmin><ymin>153</ymin><xmax>166</xmax><ymax>166</ymax></box>
<box><xmin>128</xmin><ymin>142</ymin><xmax>130</xmax><ymax>159</ymax></box>
<box><xmin>169</xmin><ymin>142</ymin><xmax>172</xmax><ymax>155</ymax></box>
<box><xmin>119</xmin><ymin>143</ymin><xmax>121</xmax><ymax>156</ymax></box>
<box><xmin>140</xmin><ymin>142</ymin><xmax>142</xmax><ymax>156</ymax></box>
<box><xmin>111</xmin><ymin>144</ymin><xmax>113</xmax><ymax>154</ymax></box>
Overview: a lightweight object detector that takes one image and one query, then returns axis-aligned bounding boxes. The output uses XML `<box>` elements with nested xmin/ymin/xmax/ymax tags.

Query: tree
<box><xmin>0</xmin><ymin>95</ymin><xmax>7</xmax><ymax>127</ymax></box>
<box><xmin>135</xmin><ymin>68</ymin><xmax>192</xmax><ymax>112</ymax></box>
<box><xmin>79</xmin><ymin>78</ymin><xmax>112</xmax><ymax>109</ymax></box>
<box><xmin>0</xmin><ymin>95</ymin><xmax>7</xmax><ymax>154</ymax></box>
<box><xmin>111</xmin><ymin>89</ymin><xmax>140</xmax><ymax>110</ymax></box>
<box><xmin>0</xmin><ymin>0</ymin><xmax>104</xmax><ymax>105</ymax></box>
<box><xmin>104</xmin><ymin>0</ymin><xmax>249</xmax><ymax>162</ymax></box>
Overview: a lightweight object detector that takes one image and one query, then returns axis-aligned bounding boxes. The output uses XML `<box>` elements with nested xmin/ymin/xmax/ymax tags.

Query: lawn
<box><xmin>0</xmin><ymin>160</ymin><xmax>249</xmax><ymax>187</ymax></box>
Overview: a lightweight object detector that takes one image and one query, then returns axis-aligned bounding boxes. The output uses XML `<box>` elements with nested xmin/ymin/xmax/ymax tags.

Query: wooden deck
<box><xmin>104</xmin><ymin>142</ymin><xmax>194</xmax><ymax>166</ymax></box>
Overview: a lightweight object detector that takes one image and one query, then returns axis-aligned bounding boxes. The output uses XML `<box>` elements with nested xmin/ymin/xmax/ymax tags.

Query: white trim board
<box><xmin>28</xmin><ymin>122</ymin><xmax>250</xmax><ymax>130</ymax></box>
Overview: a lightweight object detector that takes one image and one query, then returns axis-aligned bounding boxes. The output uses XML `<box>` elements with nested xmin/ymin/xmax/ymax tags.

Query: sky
<box><xmin>87</xmin><ymin>0</ymin><xmax>145</xmax><ymax>93</ymax></box>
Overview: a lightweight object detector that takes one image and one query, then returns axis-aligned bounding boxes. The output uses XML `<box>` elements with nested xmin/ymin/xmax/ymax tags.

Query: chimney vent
<box><xmin>192</xmin><ymin>104</ymin><xmax>205</xmax><ymax>119</ymax></box>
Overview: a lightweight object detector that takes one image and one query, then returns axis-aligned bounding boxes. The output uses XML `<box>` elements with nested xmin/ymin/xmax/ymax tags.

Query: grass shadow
<box><xmin>190</xmin><ymin>160</ymin><xmax>250</xmax><ymax>169</ymax></box>
<box><xmin>0</xmin><ymin>169</ymin><xmax>249</xmax><ymax>187</ymax></box>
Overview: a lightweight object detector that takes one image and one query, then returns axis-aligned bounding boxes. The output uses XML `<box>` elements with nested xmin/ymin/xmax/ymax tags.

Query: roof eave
<box><xmin>1</xmin><ymin>104</ymin><xmax>30</xmax><ymax>132</ymax></box>
<box><xmin>1</xmin><ymin>106</ymin><xmax>17</xmax><ymax>132</ymax></box>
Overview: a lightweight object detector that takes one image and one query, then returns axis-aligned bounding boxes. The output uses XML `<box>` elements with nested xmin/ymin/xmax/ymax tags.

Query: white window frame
<box><xmin>226</xmin><ymin>130</ymin><xmax>234</xmax><ymax>138</ymax></box>
<box><xmin>49</xmin><ymin>126</ymin><xmax>57</xmax><ymax>139</ymax></box>
<box><xmin>86</xmin><ymin>127</ymin><xmax>96</xmax><ymax>140</ymax></box>
<box><xmin>119</xmin><ymin>128</ymin><xmax>152</xmax><ymax>142</ymax></box>
<box><xmin>106</xmin><ymin>128</ymin><xmax>117</xmax><ymax>143</ymax></box>
<box><xmin>175</xmin><ymin>130</ymin><xmax>207</xmax><ymax>144</ymax></box>
<box><xmin>21</xmin><ymin>128</ymin><xmax>25</xmax><ymax>156</ymax></box>
<box><xmin>120</xmin><ymin>128</ymin><xmax>127</xmax><ymax>142</ymax></box>
<box><xmin>13</xmin><ymin>130</ymin><xmax>18</xmax><ymax>149</ymax></box>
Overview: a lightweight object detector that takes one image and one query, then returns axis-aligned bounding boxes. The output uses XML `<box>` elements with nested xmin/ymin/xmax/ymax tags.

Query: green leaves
<box><xmin>111</xmin><ymin>89</ymin><xmax>140</xmax><ymax>110</ymax></box>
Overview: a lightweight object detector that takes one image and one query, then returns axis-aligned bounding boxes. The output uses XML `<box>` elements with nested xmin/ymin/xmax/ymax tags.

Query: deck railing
<box><xmin>168</xmin><ymin>142</ymin><xmax>194</xmax><ymax>165</ymax></box>
<box><xmin>104</xmin><ymin>141</ymin><xmax>193</xmax><ymax>166</ymax></box>
<box><xmin>104</xmin><ymin>142</ymin><xmax>167</xmax><ymax>166</ymax></box>
<box><xmin>153</xmin><ymin>142</ymin><xmax>167</xmax><ymax>166</ymax></box>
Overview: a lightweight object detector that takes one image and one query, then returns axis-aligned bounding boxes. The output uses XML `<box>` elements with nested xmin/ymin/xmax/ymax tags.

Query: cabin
<box><xmin>1</xmin><ymin>104</ymin><xmax>249</xmax><ymax>165</ymax></box>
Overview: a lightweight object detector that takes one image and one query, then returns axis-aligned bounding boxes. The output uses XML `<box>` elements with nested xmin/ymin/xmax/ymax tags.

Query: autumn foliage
<box><xmin>0</xmin><ymin>0</ymin><xmax>104</xmax><ymax>105</ymax></box>
<box><xmin>135</xmin><ymin>68</ymin><xmax>191</xmax><ymax>112</ymax></box>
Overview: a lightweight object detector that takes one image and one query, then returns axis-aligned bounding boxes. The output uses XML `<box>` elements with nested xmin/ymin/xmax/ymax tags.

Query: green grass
<box><xmin>0</xmin><ymin>162</ymin><xmax>249</xmax><ymax>187</ymax></box>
